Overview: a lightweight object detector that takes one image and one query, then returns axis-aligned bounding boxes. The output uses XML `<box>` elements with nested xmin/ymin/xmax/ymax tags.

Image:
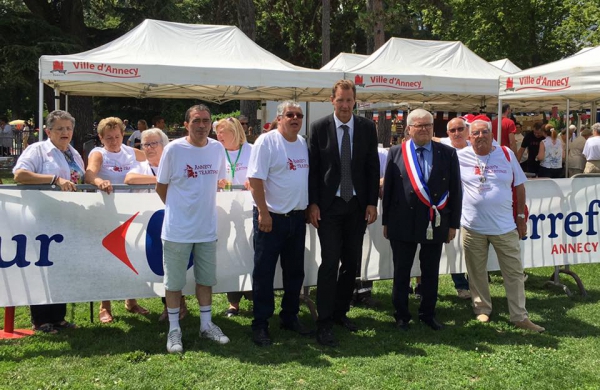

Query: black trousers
<box><xmin>316</xmin><ymin>196</ymin><xmax>366</xmax><ymax>327</ymax></box>
<box><xmin>30</xmin><ymin>304</ymin><xmax>67</xmax><ymax>327</ymax></box>
<box><xmin>390</xmin><ymin>240</ymin><xmax>443</xmax><ymax>322</ymax></box>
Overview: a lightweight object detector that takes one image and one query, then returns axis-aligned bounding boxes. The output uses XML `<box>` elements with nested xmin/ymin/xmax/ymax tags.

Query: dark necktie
<box><xmin>416</xmin><ymin>147</ymin><xmax>427</xmax><ymax>181</ymax></box>
<box><xmin>340</xmin><ymin>124</ymin><xmax>353</xmax><ymax>202</ymax></box>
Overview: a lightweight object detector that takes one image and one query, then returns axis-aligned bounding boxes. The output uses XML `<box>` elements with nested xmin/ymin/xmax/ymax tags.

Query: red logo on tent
<box><xmin>354</xmin><ymin>75</ymin><xmax>365</xmax><ymax>87</ymax></box>
<box><xmin>505</xmin><ymin>77</ymin><xmax>514</xmax><ymax>91</ymax></box>
<box><xmin>50</xmin><ymin>61</ymin><xmax>67</xmax><ymax>76</ymax></box>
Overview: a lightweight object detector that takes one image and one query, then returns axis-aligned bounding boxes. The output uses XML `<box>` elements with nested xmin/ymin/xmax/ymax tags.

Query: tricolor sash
<box><xmin>402</xmin><ymin>140</ymin><xmax>449</xmax><ymax>239</ymax></box>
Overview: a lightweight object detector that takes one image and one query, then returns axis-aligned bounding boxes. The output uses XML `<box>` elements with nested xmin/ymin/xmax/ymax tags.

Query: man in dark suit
<box><xmin>308</xmin><ymin>79</ymin><xmax>380</xmax><ymax>347</ymax></box>
<box><xmin>382</xmin><ymin>108</ymin><xmax>462</xmax><ymax>331</ymax></box>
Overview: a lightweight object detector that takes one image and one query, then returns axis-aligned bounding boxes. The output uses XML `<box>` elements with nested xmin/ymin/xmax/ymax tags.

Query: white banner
<box><xmin>1</xmin><ymin>177</ymin><xmax>599</xmax><ymax>306</ymax></box>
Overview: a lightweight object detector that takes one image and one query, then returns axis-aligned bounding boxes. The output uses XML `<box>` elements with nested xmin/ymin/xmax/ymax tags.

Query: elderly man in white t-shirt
<box><xmin>156</xmin><ymin>104</ymin><xmax>229</xmax><ymax>353</ymax></box>
<box><xmin>246</xmin><ymin>100</ymin><xmax>312</xmax><ymax>347</ymax></box>
<box><xmin>457</xmin><ymin>116</ymin><xmax>545</xmax><ymax>333</ymax></box>
<box><xmin>582</xmin><ymin>123</ymin><xmax>600</xmax><ymax>173</ymax></box>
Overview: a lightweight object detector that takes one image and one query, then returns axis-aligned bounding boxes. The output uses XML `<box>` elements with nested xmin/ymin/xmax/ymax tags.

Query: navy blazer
<box><xmin>308</xmin><ymin>114</ymin><xmax>380</xmax><ymax>212</ymax></box>
<box><xmin>382</xmin><ymin>141</ymin><xmax>462</xmax><ymax>243</ymax></box>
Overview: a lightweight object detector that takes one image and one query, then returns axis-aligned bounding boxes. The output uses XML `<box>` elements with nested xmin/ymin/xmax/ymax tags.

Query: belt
<box><xmin>253</xmin><ymin>207</ymin><xmax>305</xmax><ymax>217</ymax></box>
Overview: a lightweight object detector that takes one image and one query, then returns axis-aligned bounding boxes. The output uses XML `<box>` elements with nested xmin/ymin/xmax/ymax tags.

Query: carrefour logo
<box><xmin>1</xmin><ymin>210</ymin><xmax>192</xmax><ymax>273</ymax></box>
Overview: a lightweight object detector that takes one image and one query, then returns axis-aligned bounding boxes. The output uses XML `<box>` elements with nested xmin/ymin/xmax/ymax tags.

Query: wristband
<box><xmin>517</xmin><ymin>213</ymin><xmax>526</xmax><ymax>219</ymax></box>
<box><xmin>51</xmin><ymin>175</ymin><xmax>58</xmax><ymax>185</ymax></box>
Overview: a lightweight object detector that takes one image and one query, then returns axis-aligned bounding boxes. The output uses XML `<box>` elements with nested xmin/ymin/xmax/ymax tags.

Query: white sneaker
<box><xmin>200</xmin><ymin>322</ymin><xmax>230</xmax><ymax>344</ymax></box>
<box><xmin>166</xmin><ymin>328</ymin><xmax>183</xmax><ymax>353</ymax></box>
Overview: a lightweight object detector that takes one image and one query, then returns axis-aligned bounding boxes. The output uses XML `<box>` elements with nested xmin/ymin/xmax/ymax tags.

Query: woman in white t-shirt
<box><xmin>215</xmin><ymin>117</ymin><xmax>253</xmax><ymax>317</ymax></box>
<box><xmin>536</xmin><ymin>124</ymin><xmax>563</xmax><ymax>178</ymax></box>
<box><xmin>84</xmin><ymin>116</ymin><xmax>148</xmax><ymax>324</ymax></box>
<box><xmin>12</xmin><ymin>110</ymin><xmax>83</xmax><ymax>333</ymax></box>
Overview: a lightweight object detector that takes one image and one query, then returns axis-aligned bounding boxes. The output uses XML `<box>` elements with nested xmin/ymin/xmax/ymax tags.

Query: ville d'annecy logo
<box><xmin>102</xmin><ymin>211</ymin><xmax>192</xmax><ymax>276</ymax></box>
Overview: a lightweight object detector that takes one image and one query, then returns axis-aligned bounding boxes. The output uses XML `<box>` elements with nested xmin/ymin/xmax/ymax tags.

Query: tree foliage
<box><xmin>1</xmin><ymin>0</ymin><xmax>599</xmax><ymax>141</ymax></box>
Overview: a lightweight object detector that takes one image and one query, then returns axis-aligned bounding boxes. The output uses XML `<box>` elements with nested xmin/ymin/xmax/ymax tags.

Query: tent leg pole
<box><xmin>54</xmin><ymin>88</ymin><xmax>60</xmax><ymax>111</ymax></box>
<box><xmin>497</xmin><ymin>98</ymin><xmax>502</xmax><ymax>145</ymax></box>
<box><xmin>566</xmin><ymin>99</ymin><xmax>570</xmax><ymax>178</ymax></box>
<box><xmin>38</xmin><ymin>80</ymin><xmax>44</xmax><ymax>142</ymax></box>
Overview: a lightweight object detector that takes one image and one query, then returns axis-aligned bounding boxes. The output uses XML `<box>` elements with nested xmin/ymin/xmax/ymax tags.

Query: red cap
<box><xmin>471</xmin><ymin>114</ymin><xmax>491</xmax><ymax>123</ymax></box>
<box><xmin>461</xmin><ymin>114</ymin><xmax>475</xmax><ymax>124</ymax></box>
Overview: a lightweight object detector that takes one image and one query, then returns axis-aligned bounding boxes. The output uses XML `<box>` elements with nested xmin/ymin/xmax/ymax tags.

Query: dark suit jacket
<box><xmin>308</xmin><ymin>114</ymin><xmax>380</xmax><ymax>212</ymax></box>
<box><xmin>382</xmin><ymin>141</ymin><xmax>462</xmax><ymax>244</ymax></box>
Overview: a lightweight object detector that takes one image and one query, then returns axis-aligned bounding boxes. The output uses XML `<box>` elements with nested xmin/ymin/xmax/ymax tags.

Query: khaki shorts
<box><xmin>162</xmin><ymin>240</ymin><xmax>217</xmax><ymax>291</ymax></box>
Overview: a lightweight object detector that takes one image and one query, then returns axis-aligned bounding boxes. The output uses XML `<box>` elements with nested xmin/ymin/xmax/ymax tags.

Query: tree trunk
<box><xmin>68</xmin><ymin>95</ymin><xmax>94</xmax><ymax>155</ymax></box>
<box><xmin>321</xmin><ymin>0</ymin><xmax>331</xmax><ymax>66</ymax></box>
<box><xmin>366</xmin><ymin>0</ymin><xmax>374</xmax><ymax>54</ymax></box>
<box><xmin>372</xmin><ymin>0</ymin><xmax>385</xmax><ymax>50</ymax></box>
<box><xmin>238</xmin><ymin>0</ymin><xmax>259</xmax><ymax>134</ymax></box>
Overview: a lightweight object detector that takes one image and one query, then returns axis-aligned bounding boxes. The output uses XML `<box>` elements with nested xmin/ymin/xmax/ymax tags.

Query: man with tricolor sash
<box><xmin>382</xmin><ymin>108</ymin><xmax>462</xmax><ymax>331</ymax></box>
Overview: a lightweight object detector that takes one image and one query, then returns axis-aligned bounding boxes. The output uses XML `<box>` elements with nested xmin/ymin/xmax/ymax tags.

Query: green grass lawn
<box><xmin>1</xmin><ymin>265</ymin><xmax>599</xmax><ymax>389</ymax></box>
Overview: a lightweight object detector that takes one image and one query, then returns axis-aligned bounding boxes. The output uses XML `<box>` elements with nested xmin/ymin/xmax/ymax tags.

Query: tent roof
<box><xmin>343</xmin><ymin>38</ymin><xmax>507</xmax><ymax>111</ymax></box>
<box><xmin>321</xmin><ymin>53</ymin><xmax>368</xmax><ymax>71</ymax></box>
<box><xmin>500</xmin><ymin>45</ymin><xmax>600</xmax><ymax>106</ymax></box>
<box><xmin>490</xmin><ymin>58</ymin><xmax>522</xmax><ymax>73</ymax></box>
<box><xmin>39</xmin><ymin>19</ymin><xmax>340</xmax><ymax>103</ymax></box>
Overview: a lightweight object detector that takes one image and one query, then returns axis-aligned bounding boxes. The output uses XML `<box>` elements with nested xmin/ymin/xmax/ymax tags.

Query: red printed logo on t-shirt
<box><xmin>287</xmin><ymin>158</ymin><xmax>297</xmax><ymax>171</ymax></box>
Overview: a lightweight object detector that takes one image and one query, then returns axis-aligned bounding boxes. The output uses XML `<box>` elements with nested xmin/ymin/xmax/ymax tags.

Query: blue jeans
<box><xmin>451</xmin><ymin>273</ymin><xmax>469</xmax><ymax>290</ymax></box>
<box><xmin>251</xmin><ymin>208</ymin><xmax>306</xmax><ymax>331</ymax></box>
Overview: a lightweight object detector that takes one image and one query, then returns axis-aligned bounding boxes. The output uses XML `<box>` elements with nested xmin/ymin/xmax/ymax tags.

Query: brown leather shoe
<box><xmin>513</xmin><ymin>318</ymin><xmax>545</xmax><ymax>333</ymax></box>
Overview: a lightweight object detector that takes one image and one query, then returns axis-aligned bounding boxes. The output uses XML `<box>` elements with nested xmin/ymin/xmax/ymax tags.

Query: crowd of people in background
<box><xmin>6</xmin><ymin>84</ymin><xmax>600</xmax><ymax>352</ymax></box>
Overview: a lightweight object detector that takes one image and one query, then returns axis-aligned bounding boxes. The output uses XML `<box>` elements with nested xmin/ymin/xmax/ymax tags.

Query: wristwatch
<box><xmin>516</xmin><ymin>213</ymin><xmax>526</xmax><ymax>219</ymax></box>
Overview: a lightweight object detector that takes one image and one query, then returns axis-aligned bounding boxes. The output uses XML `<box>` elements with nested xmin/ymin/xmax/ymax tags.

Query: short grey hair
<box><xmin>277</xmin><ymin>100</ymin><xmax>302</xmax><ymax>116</ymax></box>
<box><xmin>592</xmin><ymin>123</ymin><xmax>600</xmax><ymax>134</ymax></box>
<box><xmin>46</xmin><ymin>110</ymin><xmax>75</xmax><ymax>130</ymax></box>
<box><xmin>407</xmin><ymin>108</ymin><xmax>433</xmax><ymax>126</ymax></box>
<box><xmin>141</xmin><ymin>128</ymin><xmax>169</xmax><ymax>146</ymax></box>
<box><xmin>446</xmin><ymin>117</ymin><xmax>466</xmax><ymax>131</ymax></box>
<box><xmin>471</xmin><ymin>119</ymin><xmax>492</xmax><ymax>131</ymax></box>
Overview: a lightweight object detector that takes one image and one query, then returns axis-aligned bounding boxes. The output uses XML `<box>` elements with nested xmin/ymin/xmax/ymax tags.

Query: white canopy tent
<box><xmin>499</xmin><ymin>45</ymin><xmax>600</xmax><ymax>109</ymax></box>
<box><xmin>321</xmin><ymin>53</ymin><xmax>368</xmax><ymax>71</ymax></box>
<box><xmin>39</xmin><ymin>19</ymin><xmax>341</xmax><ymax>104</ymax></box>
<box><xmin>344</xmin><ymin>38</ymin><xmax>508</xmax><ymax>113</ymax></box>
<box><xmin>490</xmin><ymin>58</ymin><xmax>522</xmax><ymax>73</ymax></box>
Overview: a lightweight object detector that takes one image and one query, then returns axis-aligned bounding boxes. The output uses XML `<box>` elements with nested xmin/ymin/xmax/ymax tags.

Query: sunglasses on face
<box><xmin>284</xmin><ymin>112</ymin><xmax>304</xmax><ymax>119</ymax></box>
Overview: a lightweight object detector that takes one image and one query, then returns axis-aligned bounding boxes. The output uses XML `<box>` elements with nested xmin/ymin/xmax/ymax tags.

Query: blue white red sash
<box><xmin>402</xmin><ymin>140</ymin><xmax>449</xmax><ymax>238</ymax></box>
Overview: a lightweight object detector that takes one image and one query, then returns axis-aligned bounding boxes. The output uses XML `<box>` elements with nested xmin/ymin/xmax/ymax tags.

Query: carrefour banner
<box><xmin>1</xmin><ymin>177</ymin><xmax>599</xmax><ymax>306</ymax></box>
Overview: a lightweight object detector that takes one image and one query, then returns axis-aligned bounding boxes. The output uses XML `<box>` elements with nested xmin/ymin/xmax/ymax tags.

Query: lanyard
<box><xmin>225</xmin><ymin>144</ymin><xmax>243</xmax><ymax>179</ymax></box>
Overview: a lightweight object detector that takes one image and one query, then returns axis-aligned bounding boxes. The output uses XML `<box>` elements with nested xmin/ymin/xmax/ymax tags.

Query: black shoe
<box><xmin>252</xmin><ymin>328</ymin><xmax>272</xmax><ymax>347</ymax></box>
<box><xmin>395</xmin><ymin>319</ymin><xmax>410</xmax><ymax>331</ymax></box>
<box><xmin>420</xmin><ymin>317</ymin><xmax>444</xmax><ymax>331</ymax></box>
<box><xmin>334</xmin><ymin>315</ymin><xmax>359</xmax><ymax>332</ymax></box>
<box><xmin>280</xmin><ymin>320</ymin><xmax>315</xmax><ymax>337</ymax></box>
<box><xmin>316</xmin><ymin>327</ymin><xmax>338</xmax><ymax>347</ymax></box>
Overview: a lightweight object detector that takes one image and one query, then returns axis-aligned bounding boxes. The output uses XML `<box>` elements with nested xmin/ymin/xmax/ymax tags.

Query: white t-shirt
<box><xmin>458</xmin><ymin>145</ymin><xmax>527</xmax><ymax>235</ymax></box>
<box><xmin>247</xmin><ymin>130</ymin><xmax>309</xmax><ymax>214</ymax></box>
<box><xmin>224</xmin><ymin>142</ymin><xmax>253</xmax><ymax>186</ymax></box>
<box><xmin>13</xmin><ymin>139</ymin><xmax>85</xmax><ymax>180</ymax></box>
<box><xmin>583</xmin><ymin>136</ymin><xmax>600</xmax><ymax>161</ymax></box>
<box><xmin>129</xmin><ymin>160</ymin><xmax>157</xmax><ymax>176</ymax></box>
<box><xmin>540</xmin><ymin>137</ymin><xmax>563</xmax><ymax>169</ymax></box>
<box><xmin>127</xmin><ymin>160</ymin><xmax>157</xmax><ymax>193</ymax></box>
<box><xmin>127</xmin><ymin>130</ymin><xmax>142</xmax><ymax>147</ymax></box>
<box><xmin>89</xmin><ymin>145</ymin><xmax>137</xmax><ymax>184</ymax></box>
<box><xmin>157</xmin><ymin>137</ymin><xmax>226</xmax><ymax>243</ymax></box>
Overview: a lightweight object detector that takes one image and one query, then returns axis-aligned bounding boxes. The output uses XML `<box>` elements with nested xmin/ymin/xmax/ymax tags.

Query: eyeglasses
<box><xmin>410</xmin><ymin>123</ymin><xmax>433</xmax><ymax>130</ymax></box>
<box><xmin>283</xmin><ymin>112</ymin><xmax>304</xmax><ymax>119</ymax></box>
<box><xmin>448</xmin><ymin>127</ymin><xmax>465</xmax><ymax>133</ymax></box>
<box><xmin>142</xmin><ymin>141</ymin><xmax>162</xmax><ymax>149</ymax></box>
<box><xmin>471</xmin><ymin>130</ymin><xmax>491</xmax><ymax>136</ymax></box>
